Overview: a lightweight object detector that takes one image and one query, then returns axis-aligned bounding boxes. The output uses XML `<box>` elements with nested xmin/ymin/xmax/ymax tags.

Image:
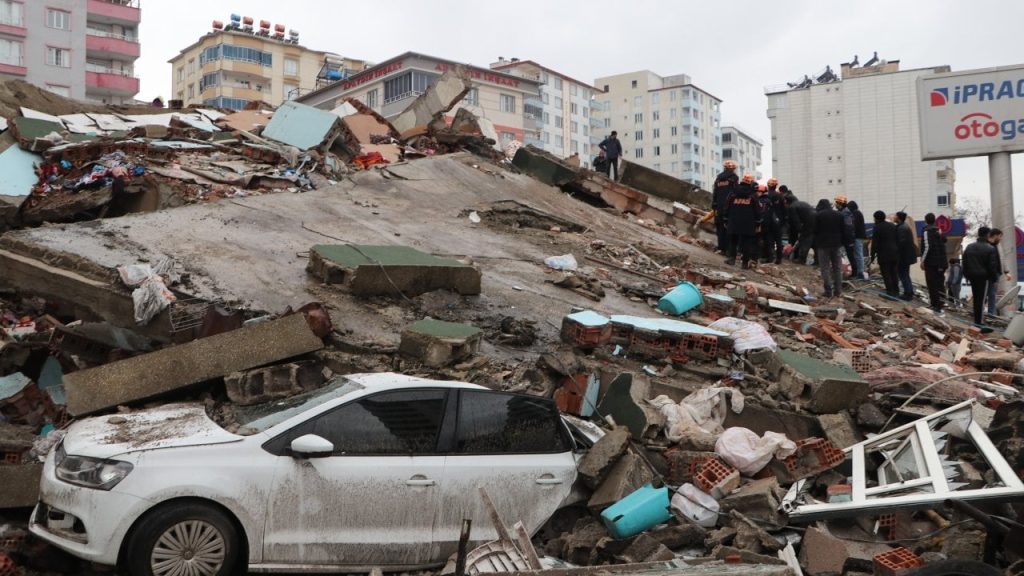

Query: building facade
<box><xmin>0</xmin><ymin>0</ymin><xmax>140</xmax><ymax>104</ymax></box>
<box><xmin>593</xmin><ymin>71</ymin><xmax>722</xmax><ymax>189</ymax></box>
<box><xmin>766</xmin><ymin>59</ymin><xmax>956</xmax><ymax>217</ymax></box>
<box><xmin>169</xmin><ymin>19</ymin><xmax>360</xmax><ymax>111</ymax></box>
<box><xmin>489</xmin><ymin>58</ymin><xmax>601</xmax><ymax>168</ymax></box>
<box><xmin>297</xmin><ymin>52</ymin><xmax>542</xmax><ymax>146</ymax></box>
<box><xmin>721</xmin><ymin>126</ymin><xmax>763</xmax><ymax>181</ymax></box>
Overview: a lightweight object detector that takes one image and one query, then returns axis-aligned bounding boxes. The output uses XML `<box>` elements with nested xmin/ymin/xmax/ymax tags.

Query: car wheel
<box><xmin>124</xmin><ymin>502</ymin><xmax>240</xmax><ymax>576</ymax></box>
<box><xmin>902</xmin><ymin>560</ymin><xmax>1001</xmax><ymax>576</ymax></box>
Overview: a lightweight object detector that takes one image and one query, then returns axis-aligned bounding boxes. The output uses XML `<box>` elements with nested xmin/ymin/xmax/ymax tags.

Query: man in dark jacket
<box><xmin>962</xmin><ymin>226</ymin><xmax>1000</xmax><ymax>331</ymax></box>
<box><xmin>599</xmin><ymin>131</ymin><xmax>623</xmax><ymax>180</ymax></box>
<box><xmin>760</xmin><ymin>178</ymin><xmax>784</xmax><ymax>264</ymax></box>
<box><xmin>813</xmin><ymin>199</ymin><xmax>850</xmax><ymax>298</ymax></box>
<box><xmin>869</xmin><ymin>211</ymin><xmax>900</xmax><ymax>297</ymax></box>
<box><xmin>986</xmin><ymin>228</ymin><xmax>1012</xmax><ymax>316</ymax></box>
<box><xmin>848</xmin><ymin>201</ymin><xmax>867</xmax><ymax>280</ymax></box>
<box><xmin>895</xmin><ymin>212</ymin><xmax>918</xmax><ymax>300</ymax></box>
<box><xmin>724</xmin><ymin>174</ymin><xmax>760</xmax><ymax>269</ymax></box>
<box><xmin>919</xmin><ymin>213</ymin><xmax>948</xmax><ymax>313</ymax></box>
<box><xmin>785</xmin><ymin>192</ymin><xmax>815</xmax><ymax>264</ymax></box>
<box><xmin>712</xmin><ymin>160</ymin><xmax>739</xmax><ymax>253</ymax></box>
<box><xmin>834</xmin><ymin>195</ymin><xmax>858</xmax><ymax>279</ymax></box>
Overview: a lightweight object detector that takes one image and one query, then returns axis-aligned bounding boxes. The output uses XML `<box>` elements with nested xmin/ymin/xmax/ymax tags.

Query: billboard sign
<box><xmin>917</xmin><ymin>64</ymin><xmax>1024</xmax><ymax>160</ymax></box>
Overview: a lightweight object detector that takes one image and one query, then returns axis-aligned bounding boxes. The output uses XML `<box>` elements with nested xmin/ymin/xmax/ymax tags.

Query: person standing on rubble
<box><xmin>848</xmin><ymin>201</ymin><xmax>868</xmax><ymax>280</ymax></box>
<box><xmin>593</xmin><ymin>150</ymin><xmax>609</xmax><ymax>176</ymax></box>
<box><xmin>712</xmin><ymin>160</ymin><xmax>739</xmax><ymax>254</ymax></box>
<box><xmin>963</xmin><ymin>226</ymin><xmax>1000</xmax><ymax>332</ymax></box>
<box><xmin>919</xmin><ymin>213</ymin><xmax>948</xmax><ymax>314</ymax></box>
<box><xmin>724</xmin><ymin>174</ymin><xmax>760</xmax><ymax>269</ymax></box>
<box><xmin>986</xmin><ymin>228</ymin><xmax>1013</xmax><ymax>316</ymax></box>
<box><xmin>870</xmin><ymin>210</ymin><xmax>901</xmax><ymax>297</ymax></box>
<box><xmin>761</xmin><ymin>178</ymin><xmax>785</xmax><ymax>264</ymax></box>
<box><xmin>895</xmin><ymin>212</ymin><xmax>917</xmax><ymax>301</ymax></box>
<box><xmin>598</xmin><ymin>132</ymin><xmax>623</xmax><ymax>180</ymax></box>
<box><xmin>813</xmin><ymin>199</ymin><xmax>849</xmax><ymax>299</ymax></box>
<box><xmin>784</xmin><ymin>192</ymin><xmax>815</xmax><ymax>265</ymax></box>
<box><xmin>834</xmin><ymin>196</ymin><xmax>858</xmax><ymax>279</ymax></box>
<box><xmin>946</xmin><ymin>256</ymin><xmax>963</xmax><ymax>307</ymax></box>
<box><xmin>755</xmin><ymin>184</ymin><xmax>773</xmax><ymax>263</ymax></box>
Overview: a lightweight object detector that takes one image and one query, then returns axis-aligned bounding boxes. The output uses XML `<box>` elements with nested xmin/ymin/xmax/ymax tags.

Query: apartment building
<box><xmin>766</xmin><ymin>58</ymin><xmax>956</xmax><ymax>217</ymax></box>
<box><xmin>0</xmin><ymin>0</ymin><xmax>140</xmax><ymax>103</ymax></box>
<box><xmin>297</xmin><ymin>51</ymin><xmax>542</xmax><ymax>146</ymax></box>
<box><xmin>593</xmin><ymin>71</ymin><xmax>722</xmax><ymax>189</ymax></box>
<box><xmin>170</xmin><ymin>17</ymin><xmax>359</xmax><ymax>111</ymax></box>
<box><xmin>721</xmin><ymin>126</ymin><xmax>763</xmax><ymax>181</ymax></box>
<box><xmin>489</xmin><ymin>58</ymin><xmax>601</xmax><ymax>167</ymax></box>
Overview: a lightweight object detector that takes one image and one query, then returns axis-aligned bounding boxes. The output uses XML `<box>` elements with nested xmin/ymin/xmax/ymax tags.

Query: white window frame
<box><xmin>500</xmin><ymin>94</ymin><xmax>516</xmax><ymax>114</ymax></box>
<box><xmin>46</xmin><ymin>47</ymin><xmax>71</xmax><ymax>68</ymax></box>
<box><xmin>46</xmin><ymin>84</ymin><xmax>69</xmax><ymax>97</ymax></box>
<box><xmin>0</xmin><ymin>1</ymin><xmax>23</xmax><ymax>27</ymax></box>
<box><xmin>284</xmin><ymin>57</ymin><xmax>298</xmax><ymax>76</ymax></box>
<box><xmin>0</xmin><ymin>38</ymin><xmax>23</xmax><ymax>67</ymax></box>
<box><xmin>46</xmin><ymin>8</ymin><xmax>70</xmax><ymax>30</ymax></box>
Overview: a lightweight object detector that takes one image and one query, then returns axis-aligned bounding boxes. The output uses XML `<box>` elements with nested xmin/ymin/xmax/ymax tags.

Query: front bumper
<box><xmin>29</xmin><ymin>451</ymin><xmax>152</xmax><ymax>566</ymax></box>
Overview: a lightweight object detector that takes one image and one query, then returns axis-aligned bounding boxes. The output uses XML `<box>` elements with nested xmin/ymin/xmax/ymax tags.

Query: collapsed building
<box><xmin>0</xmin><ymin>73</ymin><xmax>1023</xmax><ymax>576</ymax></box>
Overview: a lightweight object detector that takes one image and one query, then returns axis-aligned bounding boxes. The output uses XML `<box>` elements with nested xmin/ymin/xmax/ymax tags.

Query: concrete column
<box><xmin>988</xmin><ymin>152</ymin><xmax>1017</xmax><ymax>315</ymax></box>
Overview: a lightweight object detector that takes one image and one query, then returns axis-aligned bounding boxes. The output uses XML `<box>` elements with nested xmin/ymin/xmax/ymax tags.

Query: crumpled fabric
<box><xmin>648</xmin><ymin>387</ymin><xmax>744</xmax><ymax>443</ymax></box>
<box><xmin>707</xmin><ymin>316</ymin><xmax>778</xmax><ymax>353</ymax></box>
<box><xmin>118</xmin><ymin>262</ymin><xmax>178</xmax><ymax>325</ymax></box>
<box><xmin>715</xmin><ymin>426</ymin><xmax>797</xmax><ymax>476</ymax></box>
<box><xmin>353</xmin><ymin>151</ymin><xmax>388</xmax><ymax>169</ymax></box>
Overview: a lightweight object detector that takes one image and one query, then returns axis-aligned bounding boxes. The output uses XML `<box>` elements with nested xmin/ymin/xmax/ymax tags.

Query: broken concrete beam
<box><xmin>719</xmin><ymin>478</ymin><xmax>786</xmax><ymax>529</ymax></box>
<box><xmin>261</xmin><ymin>100</ymin><xmax>341</xmax><ymax>151</ymax></box>
<box><xmin>588</xmin><ymin>451</ymin><xmax>654</xmax><ymax>512</ymax></box>
<box><xmin>512</xmin><ymin>145</ymin><xmax>580</xmax><ymax>187</ymax></box>
<box><xmin>806</xmin><ymin>378</ymin><xmax>870</xmax><ymax>414</ymax></box>
<box><xmin>618</xmin><ymin>160</ymin><xmax>711</xmax><ymax>210</ymax></box>
<box><xmin>577</xmin><ymin>426</ymin><xmax>631</xmax><ymax>489</ymax></box>
<box><xmin>307</xmin><ymin>244</ymin><xmax>481</xmax><ymax>297</ymax></box>
<box><xmin>0</xmin><ymin>463</ymin><xmax>42</xmax><ymax>509</ymax></box>
<box><xmin>398</xmin><ymin>319</ymin><xmax>482</xmax><ymax>368</ymax></box>
<box><xmin>963</xmin><ymin>351</ymin><xmax>1023</xmax><ymax>370</ymax></box>
<box><xmin>798</xmin><ymin>525</ymin><xmax>893</xmax><ymax>576</ymax></box>
<box><xmin>817</xmin><ymin>412</ymin><xmax>862</xmax><ymax>450</ymax></box>
<box><xmin>64</xmin><ymin>313</ymin><xmax>324</xmax><ymax>416</ymax></box>
<box><xmin>391</xmin><ymin>71</ymin><xmax>471</xmax><ymax>135</ymax></box>
<box><xmin>225</xmin><ymin>359</ymin><xmax>325</xmax><ymax>406</ymax></box>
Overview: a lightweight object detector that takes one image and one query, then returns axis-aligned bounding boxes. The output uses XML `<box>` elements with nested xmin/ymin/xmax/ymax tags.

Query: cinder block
<box><xmin>399</xmin><ymin>319</ymin><xmax>482</xmax><ymax>368</ymax></box>
<box><xmin>225</xmin><ymin>360</ymin><xmax>325</xmax><ymax>406</ymax></box>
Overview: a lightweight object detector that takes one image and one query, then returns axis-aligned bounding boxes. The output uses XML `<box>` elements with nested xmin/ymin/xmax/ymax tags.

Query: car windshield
<box><xmin>232</xmin><ymin>377</ymin><xmax>365</xmax><ymax>435</ymax></box>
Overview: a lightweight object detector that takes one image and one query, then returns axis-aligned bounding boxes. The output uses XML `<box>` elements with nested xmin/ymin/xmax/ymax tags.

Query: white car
<box><xmin>30</xmin><ymin>374</ymin><xmax>583</xmax><ymax>575</ymax></box>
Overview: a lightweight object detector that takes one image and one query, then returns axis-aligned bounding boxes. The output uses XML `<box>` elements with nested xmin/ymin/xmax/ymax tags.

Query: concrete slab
<box><xmin>512</xmin><ymin>145</ymin><xmax>579</xmax><ymax>187</ymax></box>
<box><xmin>63</xmin><ymin>313</ymin><xmax>323</xmax><ymax>416</ymax></box>
<box><xmin>0</xmin><ymin>145</ymin><xmax>41</xmax><ymax>197</ymax></box>
<box><xmin>618</xmin><ymin>160</ymin><xmax>711</xmax><ymax>210</ymax></box>
<box><xmin>391</xmin><ymin>71</ymin><xmax>470</xmax><ymax>135</ymax></box>
<box><xmin>308</xmin><ymin>244</ymin><xmax>482</xmax><ymax>296</ymax></box>
<box><xmin>0</xmin><ymin>463</ymin><xmax>43</xmax><ymax>509</ymax></box>
<box><xmin>399</xmin><ymin>319</ymin><xmax>483</xmax><ymax>367</ymax></box>
<box><xmin>776</xmin><ymin>348</ymin><xmax>863</xmax><ymax>382</ymax></box>
<box><xmin>262</xmin><ymin>101</ymin><xmax>340</xmax><ymax>151</ymax></box>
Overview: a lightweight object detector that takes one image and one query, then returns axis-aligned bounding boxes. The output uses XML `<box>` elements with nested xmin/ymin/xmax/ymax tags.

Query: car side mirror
<box><xmin>290</xmin><ymin>434</ymin><xmax>334</xmax><ymax>458</ymax></box>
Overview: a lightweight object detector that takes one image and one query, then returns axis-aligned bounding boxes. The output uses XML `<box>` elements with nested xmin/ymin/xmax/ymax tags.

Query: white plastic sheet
<box><xmin>671</xmin><ymin>483</ymin><xmax>719</xmax><ymax>527</ymax></box>
<box><xmin>132</xmin><ymin>277</ymin><xmax>176</xmax><ymax>325</ymax></box>
<box><xmin>707</xmin><ymin>316</ymin><xmax>778</xmax><ymax>353</ymax></box>
<box><xmin>544</xmin><ymin>254</ymin><xmax>578</xmax><ymax>271</ymax></box>
<box><xmin>649</xmin><ymin>387</ymin><xmax>744</xmax><ymax>442</ymax></box>
<box><xmin>715</xmin><ymin>427</ymin><xmax>797</xmax><ymax>476</ymax></box>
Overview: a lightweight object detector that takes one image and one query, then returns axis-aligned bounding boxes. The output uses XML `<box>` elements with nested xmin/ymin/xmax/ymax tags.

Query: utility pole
<box><xmin>988</xmin><ymin>152</ymin><xmax>1017</xmax><ymax>306</ymax></box>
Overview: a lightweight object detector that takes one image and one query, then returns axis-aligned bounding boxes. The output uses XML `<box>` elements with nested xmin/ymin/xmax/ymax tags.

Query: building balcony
<box><xmin>523</xmin><ymin>114</ymin><xmax>543</xmax><ymax>131</ymax></box>
<box><xmin>0</xmin><ymin>54</ymin><xmax>26</xmax><ymax>77</ymax></box>
<box><xmin>86</xmin><ymin>32</ymin><xmax>140</xmax><ymax>61</ymax></box>
<box><xmin>0</xmin><ymin>22</ymin><xmax>26</xmax><ymax>37</ymax></box>
<box><xmin>523</xmin><ymin>135</ymin><xmax>544</xmax><ymax>148</ymax></box>
<box><xmin>86</xmin><ymin>0</ymin><xmax>141</xmax><ymax>25</ymax></box>
<box><xmin>589</xmin><ymin>116</ymin><xmax>603</xmax><ymax>129</ymax></box>
<box><xmin>85</xmin><ymin>67</ymin><xmax>139</xmax><ymax>96</ymax></box>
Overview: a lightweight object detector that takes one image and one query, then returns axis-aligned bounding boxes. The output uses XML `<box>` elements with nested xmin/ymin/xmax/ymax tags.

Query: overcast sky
<box><xmin>137</xmin><ymin>0</ymin><xmax>1024</xmax><ymax>211</ymax></box>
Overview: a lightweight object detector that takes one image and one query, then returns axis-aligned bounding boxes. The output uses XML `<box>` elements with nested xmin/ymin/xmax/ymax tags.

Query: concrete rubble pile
<box><xmin>2</xmin><ymin>80</ymin><xmax>1024</xmax><ymax>576</ymax></box>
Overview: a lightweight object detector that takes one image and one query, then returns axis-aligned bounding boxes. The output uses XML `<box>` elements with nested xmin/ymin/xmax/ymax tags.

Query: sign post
<box><xmin>918</xmin><ymin>64</ymin><xmax>1024</xmax><ymax>316</ymax></box>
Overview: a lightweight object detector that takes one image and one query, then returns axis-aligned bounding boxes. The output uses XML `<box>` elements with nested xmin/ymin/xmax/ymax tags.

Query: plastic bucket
<box><xmin>657</xmin><ymin>282</ymin><xmax>703</xmax><ymax>315</ymax></box>
<box><xmin>600</xmin><ymin>483</ymin><xmax>672</xmax><ymax>539</ymax></box>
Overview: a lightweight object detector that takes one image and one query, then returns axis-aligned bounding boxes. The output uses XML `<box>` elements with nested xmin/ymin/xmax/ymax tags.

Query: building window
<box><xmin>631</xmin><ymin>80</ymin><xmax>637</xmax><ymax>88</ymax></box>
<box><xmin>203</xmin><ymin>97</ymin><xmax>250</xmax><ymax>111</ymax></box>
<box><xmin>570</xmin><ymin>102</ymin><xmax>578</xmax><ymax>115</ymax></box>
<box><xmin>46</xmin><ymin>47</ymin><xmax>70</xmax><ymax>68</ymax></box>
<box><xmin>500</xmin><ymin>131</ymin><xmax>515</xmax><ymax>142</ymax></box>
<box><xmin>937</xmin><ymin>194</ymin><xmax>949</xmax><ymax>207</ymax></box>
<box><xmin>633</xmin><ymin>95</ymin><xmax>642</xmax><ymax>107</ymax></box>
<box><xmin>671</xmin><ymin>126</ymin><xmax>678</xmax><ymax>137</ymax></box>
<box><xmin>187</xmin><ymin>84</ymin><xmax>194</xmax><ymax>99</ymax></box>
<box><xmin>462</xmin><ymin>88</ymin><xmax>478</xmax><ymax>106</ymax></box>
<box><xmin>177</xmin><ymin>66</ymin><xmax>184</xmax><ymax>83</ymax></box>
<box><xmin>570</xmin><ymin>120</ymin><xmax>578</xmax><ymax>134</ymax></box>
<box><xmin>603</xmin><ymin>84</ymin><xmax>609</xmax><ymax>91</ymax></box>
<box><xmin>669</xmin><ymin>90</ymin><xmax>676</xmax><ymax>102</ymax></box>
<box><xmin>284</xmin><ymin>58</ymin><xmax>298</xmax><ymax>76</ymax></box>
<box><xmin>199</xmin><ymin>72</ymin><xmax>220</xmax><ymax>90</ymax></box>
<box><xmin>604</xmin><ymin>118</ymin><xmax>610</xmax><ymax>128</ymax></box>
<box><xmin>46</xmin><ymin>85</ymin><xmax>69</xmax><ymax>97</ymax></box>
<box><xmin>542</xmin><ymin>111</ymin><xmax>549</xmax><ymax>125</ymax></box>
<box><xmin>651</xmin><ymin>92</ymin><xmax>660</xmax><ymax>105</ymax></box>
<box><xmin>635</xmin><ymin>130</ymin><xmax>643</xmax><ymax>141</ymax></box>
<box><xmin>582</xmin><ymin>106</ymin><xmax>589</xmax><ymax>118</ymax></box>
<box><xmin>554</xmin><ymin>77</ymin><xmax>562</xmax><ymax>90</ymax></box>
<box><xmin>554</xmin><ymin>96</ymin><xmax>562</xmax><ymax>108</ymax></box>
<box><xmin>200</xmin><ymin>44</ymin><xmax>273</xmax><ymax>67</ymax></box>
<box><xmin>653</xmin><ymin>128</ymin><xmax>660</xmax><ymax>139</ymax></box>
<box><xmin>635</xmin><ymin>148</ymin><xmax>643</xmax><ymax>158</ymax></box>
<box><xmin>555</xmin><ymin>115</ymin><xmax>563</xmax><ymax>128</ymax></box>
<box><xmin>0</xmin><ymin>1</ymin><xmax>23</xmax><ymax>27</ymax></box>
<box><xmin>671</xmin><ymin>143</ymin><xmax>678</xmax><ymax>154</ymax></box>
<box><xmin>722</xmin><ymin>149</ymin><xmax>733</xmax><ymax>159</ymax></box>
<box><xmin>46</xmin><ymin>9</ymin><xmax>70</xmax><ymax>30</ymax></box>
<box><xmin>652</xmin><ymin>111</ymin><xmax>660</xmax><ymax>121</ymax></box>
<box><xmin>383</xmin><ymin>71</ymin><xmax>437</xmax><ymax>104</ymax></box>
<box><xmin>187</xmin><ymin>58</ymin><xmax>195</xmax><ymax>76</ymax></box>
<box><xmin>571</xmin><ymin>83</ymin><xmax>578</xmax><ymax>96</ymax></box>
<box><xmin>654</xmin><ymin>145</ymin><xmax>661</xmax><ymax>156</ymax></box>
<box><xmin>634</xmin><ymin>112</ymin><xmax>643</xmax><ymax>123</ymax></box>
<box><xmin>542</xmin><ymin>92</ymin><xmax>549</xmax><ymax>104</ymax></box>
<box><xmin>0</xmin><ymin>39</ymin><xmax>22</xmax><ymax>66</ymax></box>
<box><xmin>671</xmin><ymin>161</ymin><xmax>679</xmax><ymax>172</ymax></box>
<box><xmin>571</xmin><ymin>139</ymin><xmax>578</xmax><ymax>153</ymax></box>
<box><xmin>722</xmin><ymin>133</ymin><xmax>732</xmax><ymax>143</ymax></box>
<box><xmin>583</xmin><ymin>125</ymin><xmax>588</xmax><ymax>136</ymax></box>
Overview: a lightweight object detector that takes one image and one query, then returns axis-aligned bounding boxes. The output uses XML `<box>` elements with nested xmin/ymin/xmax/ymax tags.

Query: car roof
<box><xmin>342</xmin><ymin>372</ymin><xmax>488</xmax><ymax>392</ymax></box>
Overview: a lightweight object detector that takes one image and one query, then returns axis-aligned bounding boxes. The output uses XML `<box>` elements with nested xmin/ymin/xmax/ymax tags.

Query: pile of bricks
<box><xmin>771</xmin><ymin>437</ymin><xmax>846</xmax><ymax>483</ymax></box>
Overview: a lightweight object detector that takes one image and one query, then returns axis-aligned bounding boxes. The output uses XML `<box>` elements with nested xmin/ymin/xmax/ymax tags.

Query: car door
<box><xmin>261</xmin><ymin>388</ymin><xmax>449</xmax><ymax>568</ymax></box>
<box><xmin>433</xmin><ymin>390</ymin><xmax>576</xmax><ymax>560</ymax></box>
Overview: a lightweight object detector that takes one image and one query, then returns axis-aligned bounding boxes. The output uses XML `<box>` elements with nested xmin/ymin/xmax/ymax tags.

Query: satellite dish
<box><xmin>997</xmin><ymin>284</ymin><xmax>1021</xmax><ymax>311</ymax></box>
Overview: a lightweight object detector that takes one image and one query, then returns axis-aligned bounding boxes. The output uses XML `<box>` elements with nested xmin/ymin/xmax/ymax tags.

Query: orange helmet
<box><xmin>834</xmin><ymin>194</ymin><xmax>848</xmax><ymax>205</ymax></box>
<box><xmin>767</xmin><ymin>177</ymin><xmax>778</xmax><ymax>186</ymax></box>
<box><xmin>742</xmin><ymin>174</ymin><xmax>755</xmax><ymax>184</ymax></box>
<box><xmin>757</xmin><ymin>184</ymin><xmax>767</xmax><ymax>193</ymax></box>
<box><xmin>724</xmin><ymin>160</ymin><xmax>737</xmax><ymax>170</ymax></box>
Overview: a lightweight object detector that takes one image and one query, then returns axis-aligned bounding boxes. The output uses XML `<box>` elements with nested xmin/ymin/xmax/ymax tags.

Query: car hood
<box><xmin>63</xmin><ymin>403</ymin><xmax>242</xmax><ymax>459</ymax></box>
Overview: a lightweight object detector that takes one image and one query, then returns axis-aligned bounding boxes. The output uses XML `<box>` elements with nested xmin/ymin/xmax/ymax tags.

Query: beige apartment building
<box><xmin>594</xmin><ymin>71</ymin><xmax>724</xmax><ymax>189</ymax></box>
<box><xmin>169</xmin><ymin>19</ymin><xmax>367</xmax><ymax>110</ymax></box>
<box><xmin>721</xmin><ymin>126</ymin><xmax>763</xmax><ymax>181</ymax></box>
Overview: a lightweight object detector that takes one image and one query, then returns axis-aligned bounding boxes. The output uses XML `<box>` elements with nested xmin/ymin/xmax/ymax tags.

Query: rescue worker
<box><xmin>724</xmin><ymin>174</ymin><xmax>760</xmax><ymax>269</ymax></box>
<box><xmin>755</xmin><ymin>184</ymin><xmax>773</xmax><ymax>263</ymax></box>
<box><xmin>869</xmin><ymin>211</ymin><xmax>900</xmax><ymax>298</ymax></box>
<box><xmin>712</xmin><ymin>160</ymin><xmax>739</xmax><ymax>254</ymax></box>
<box><xmin>784</xmin><ymin>192</ymin><xmax>816</xmax><ymax>264</ymax></box>
<box><xmin>763</xmin><ymin>178</ymin><xmax>786</xmax><ymax>264</ymax></box>
<box><xmin>834</xmin><ymin>195</ymin><xmax>858</xmax><ymax>278</ymax></box>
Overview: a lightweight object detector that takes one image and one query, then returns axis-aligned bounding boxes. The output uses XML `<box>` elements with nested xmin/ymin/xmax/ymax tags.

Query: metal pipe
<box><xmin>945</xmin><ymin>499</ymin><xmax>1008</xmax><ymax>535</ymax></box>
<box><xmin>988</xmin><ymin>152</ymin><xmax>1016</xmax><ymax>316</ymax></box>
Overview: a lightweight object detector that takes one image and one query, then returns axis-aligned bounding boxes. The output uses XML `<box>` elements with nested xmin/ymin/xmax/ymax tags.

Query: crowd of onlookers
<box><xmin>709</xmin><ymin>160</ymin><xmax>1013</xmax><ymax>333</ymax></box>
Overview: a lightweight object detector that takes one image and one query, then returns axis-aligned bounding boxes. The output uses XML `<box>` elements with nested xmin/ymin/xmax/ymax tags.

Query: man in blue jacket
<box><xmin>598</xmin><ymin>132</ymin><xmax>623</xmax><ymax>180</ymax></box>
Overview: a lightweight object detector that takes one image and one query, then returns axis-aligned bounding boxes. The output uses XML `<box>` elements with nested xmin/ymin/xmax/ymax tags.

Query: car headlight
<box><xmin>54</xmin><ymin>442</ymin><xmax>133</xmax><ymax>491</ymax></box>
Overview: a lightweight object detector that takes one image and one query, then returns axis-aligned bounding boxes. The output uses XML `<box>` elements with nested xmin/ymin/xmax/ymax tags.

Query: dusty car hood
<box><xmin>62</xmin><ymin>403</ymin><xmax>242</xmax><ymax>459</ymax></box>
